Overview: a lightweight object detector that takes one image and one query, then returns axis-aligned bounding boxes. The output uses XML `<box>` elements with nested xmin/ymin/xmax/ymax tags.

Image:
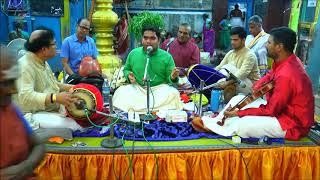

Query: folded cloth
<box><xmin>34</xmin><ymin>128</ymin><xmax>73</xmax><ymax>143</ymax></box>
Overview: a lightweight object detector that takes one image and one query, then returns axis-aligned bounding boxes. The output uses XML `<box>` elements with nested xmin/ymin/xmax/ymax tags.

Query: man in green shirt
<box><xmin>112</xmin><ymin>25</ymin><xmax>183</xmax><ymax>112</ymax></box>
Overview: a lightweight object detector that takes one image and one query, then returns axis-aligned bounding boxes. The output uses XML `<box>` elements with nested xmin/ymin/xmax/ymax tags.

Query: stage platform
<box><xmin>35</xmin><ymin>136</ymin><xmax>320</xmax><ymax>180</ymax></box>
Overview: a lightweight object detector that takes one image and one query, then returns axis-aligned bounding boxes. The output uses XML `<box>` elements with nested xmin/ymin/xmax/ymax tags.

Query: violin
<box><xmin>217</xmin><ymin>80</ymin><xmax>274</xmax><ymax>126</ymax></box>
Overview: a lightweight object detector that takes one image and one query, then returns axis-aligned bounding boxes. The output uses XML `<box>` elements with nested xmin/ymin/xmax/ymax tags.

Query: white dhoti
<box><xmin>24</xmin><ymin>110</ymin><xmax>83</xmax><ymax>131</ymax></box>
<box><xmin>219</xmin><ymin>64</ymin><xmax>253</xmax><ymax>94</ymax></box>
<box><xmin>202</xmin><ymin>95</ymin><xmax>286</xmax><ymax>138</ymax></box>
<box><xmin>112</xmin><ymin>84</ymin><xmax>183</xmax><ymax>112</ymax></box>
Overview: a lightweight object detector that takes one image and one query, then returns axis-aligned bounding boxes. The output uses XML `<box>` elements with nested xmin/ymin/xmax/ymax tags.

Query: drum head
<box><xmin>67</xmin><ymin>88</ymin><xmax>96</xmax><ymax>119</ymax></box>
<box><xmin>66</xmin><ymin>83</ymin><xmax>103</xmax><ymax>121</ymax></box>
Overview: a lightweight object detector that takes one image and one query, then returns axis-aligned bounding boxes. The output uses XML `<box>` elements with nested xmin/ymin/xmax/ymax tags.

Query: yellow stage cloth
<box><xmin>35</xmin><ymin>146</ymin><xmax>320</xmax><ymax>180</ymax></box>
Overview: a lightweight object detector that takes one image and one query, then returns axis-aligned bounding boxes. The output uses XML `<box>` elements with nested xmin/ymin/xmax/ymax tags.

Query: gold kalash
<box><xmin>92</xmin><ymin>0</ymin><xmax>121</xmax><ymax>82</ymax></box>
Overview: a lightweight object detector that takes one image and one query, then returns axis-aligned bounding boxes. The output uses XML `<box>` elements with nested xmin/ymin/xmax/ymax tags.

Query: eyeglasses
<box><xmin>49</xmin><ymin>42</ymin><xmax>56</xmax><ymax>46</ymax></box>
<box><xmin>79</xmin><ymin>25</ymin><xmax>90</xmax><ymax>31</ymax></box>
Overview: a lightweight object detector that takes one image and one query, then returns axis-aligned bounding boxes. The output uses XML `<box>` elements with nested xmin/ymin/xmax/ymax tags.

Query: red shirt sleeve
<box><xmin>237</xmin><ymin>76</ymin><xmax>293</xmax><ymax>117</ymax></box>
<box><xmin>252</xmin><ymin>71</ymin><xmax>272</xmax><ymax>90</ymax></box>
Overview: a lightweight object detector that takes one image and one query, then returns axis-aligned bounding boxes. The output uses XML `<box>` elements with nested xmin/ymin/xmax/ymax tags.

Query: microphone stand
<box><xmin>197</xmin><ymin>80</ymin><xmax>205</xmax><ymax>116</ymax></box>
<box><xmin>101</xmin><ymin>94</ymin><xmax>122</xmax><ymax>148</ymax></box>
<box><xmin>140</xmin><ymin>53</ymin><xmax>157</xmax><ymax>121</ymax></box>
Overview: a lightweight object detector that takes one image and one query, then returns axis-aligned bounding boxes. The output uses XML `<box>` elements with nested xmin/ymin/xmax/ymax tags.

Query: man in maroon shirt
<box><xmin>201</xmin><ymin>27</ymin><xmax>314</xmax><ymax>140</ymax></box>
<box><xmin>161</xmin><ymin>23</ymin><xmax>200</xmax><ymax>68</ymax></box>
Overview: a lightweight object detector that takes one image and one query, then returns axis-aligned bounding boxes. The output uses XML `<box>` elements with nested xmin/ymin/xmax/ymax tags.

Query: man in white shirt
<box><xmin>245</xmin><ymin>15</ymin><xmax>269</xmax><ymax>75</ymax></box>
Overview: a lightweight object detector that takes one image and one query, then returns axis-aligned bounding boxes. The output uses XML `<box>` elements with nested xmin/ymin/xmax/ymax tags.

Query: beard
<box><xmin>267</xmin><ymin>51</ymin><xmax>277</xmax><ymax>59</ymax></box>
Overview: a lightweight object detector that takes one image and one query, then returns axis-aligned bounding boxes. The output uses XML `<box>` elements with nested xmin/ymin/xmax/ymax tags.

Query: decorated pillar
<box><xmin>92</xmin><ymin>0</ymin><xmax>121</xmax><ymax>81</ymax></box>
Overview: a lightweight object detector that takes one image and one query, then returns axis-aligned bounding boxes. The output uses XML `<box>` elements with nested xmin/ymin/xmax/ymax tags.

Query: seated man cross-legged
<box><xmin>112</xmin><ymin>25</ymin><xmax>183</xmax><ymax>112</ymax></box>
<box><xmin>14</xmin><ymin>27</ymin><xmax>83</xmax><ymax>131</ymax></box>
<box><xmin>215</xmin><ymin>27</ymin><xmax>260</xmax><ymax>101</ymax></box>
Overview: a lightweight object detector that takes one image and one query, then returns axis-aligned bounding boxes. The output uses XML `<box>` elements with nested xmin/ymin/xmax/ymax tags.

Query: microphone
<box><xmin>143</xmin><ymin>46</ymin><xmax>153</xmax><ymax>81</ymax></box>
<box><xmin>224</xmin><ymin>69</ymin><xmax>246</xmax><ymax>88</ymax></box>
<box><xmin>146</xmin><ymin>46</ymin><xmax>153</xmax><ymax>55</ymax></box>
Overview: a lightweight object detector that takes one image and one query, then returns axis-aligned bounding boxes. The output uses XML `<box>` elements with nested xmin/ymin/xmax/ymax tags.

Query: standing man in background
<box><xmin>61</xmin><ymin>18</ymin><xmax>98</xmax><ymax>83</ymax></box>
<box><xmin>245</xmin><ymin>15</ymin><xmax>270</xmax><ymax>75</ymax></box>
<box><xmin>161</xmin><ymin>23</ymin><xmax>200</xmax><ymax>68</ymax></box>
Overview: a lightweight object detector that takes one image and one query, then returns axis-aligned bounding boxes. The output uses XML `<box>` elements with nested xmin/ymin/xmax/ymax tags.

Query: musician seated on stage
<box><xmin>13</xmin><ymin>27</ymin><xmax>83</xmax><ymax>131</ymax></box>
<box><xmin>161</xmin><ymin>23</ymin><xmax>200</xmax><ymax>69</ymax></box>
<box><xmin>215</xmin><ymin>26</ymin><xmax>260</xmax><ymax>100</ymax></box>
<box><xmin>202</xmin><ymin>27</ymin><xmax>314</xmax><ymax>140</ymax></box>
<box><xmin>112</xmin><ymin>25</ymin><xmax>183</xmax><ymax>112</ymax></box>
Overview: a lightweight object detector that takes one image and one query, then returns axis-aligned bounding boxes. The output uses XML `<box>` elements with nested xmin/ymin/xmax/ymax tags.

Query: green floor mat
<box><xmin>46</xmin><ymin>136</ymin><xmax>317</xmax><ymax>154</ymax></box>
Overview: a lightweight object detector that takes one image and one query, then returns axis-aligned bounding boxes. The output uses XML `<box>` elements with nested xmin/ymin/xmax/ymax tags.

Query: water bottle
<box><xmin>210</xmin><ymin>89</ymin><xmax>222</xmax><ymax>112</ymax></box>
<box><xmin>102</xmin><ymin>79</ymin><xmax>110</xmax><ymax>104</ymax></box>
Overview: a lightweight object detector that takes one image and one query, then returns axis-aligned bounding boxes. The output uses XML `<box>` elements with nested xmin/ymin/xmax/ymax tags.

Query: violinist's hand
<box><xmin>171</xmin><ymin>68</ymin><xmax>180</xmax><ymax>80</ymax></box>
<box><xmin>223</xmin><ymin>105</ymin><xmax>238</xmax><ymax>118</ymax></box>
<box><xmin>128</xmin><ymin>72</ymin><xmax>136</xmax><ymax>84</ymax></box>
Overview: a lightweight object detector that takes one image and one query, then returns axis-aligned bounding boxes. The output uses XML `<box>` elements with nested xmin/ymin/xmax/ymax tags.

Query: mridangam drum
<box><xmin>187</xmin><ymin>64</ymin><xmax>226</xmax><ymax>88</ymax></box>
<box><xmin>66</xmin><ymin>83</ymin><xmax>103</xmax><ymax>123</ymax></box>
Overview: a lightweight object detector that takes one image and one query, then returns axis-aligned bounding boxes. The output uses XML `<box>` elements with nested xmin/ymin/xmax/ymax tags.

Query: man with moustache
<box><xmin>161</xmin><ymin>23</ymin><xmax>200</xmax><ymax>68</ymax></box>
<box><xmin>61</xmin><ymin>18</ymin><xmax>98</xmax><ymax>83</ymax></box>
<box><xmin>112</xmin><ymin>25</ymin><xmax>182</xmax><ymax>112</ymax></box>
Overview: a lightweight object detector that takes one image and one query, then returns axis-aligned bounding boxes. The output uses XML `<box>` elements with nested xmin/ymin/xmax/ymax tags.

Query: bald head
<box><xmin>25</xmin><ymin>27</ymin><xmax>55</xmax><ymax>53</ymax></box>
<box><xmin>29</xmin><ymin>30</ymin><xmax>43</xmax><ymax>43</ymax></box>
